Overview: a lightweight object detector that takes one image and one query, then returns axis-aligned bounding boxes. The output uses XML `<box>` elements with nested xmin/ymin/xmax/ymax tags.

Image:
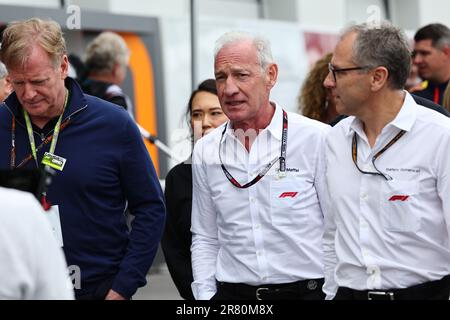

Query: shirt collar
<box><xmin>346</xmin><ymin>91</ymin><xmax>417</xmax><ymax>137</ymax></box>
<box><xmin>266</xmin><ymin>102</ymin><xmax>283</xmax><ymax>141</ymax></box>
<box><xmin>221</xmin><ymin>101</ymin><xmax>282</xmax><ymax>143</ymax></box>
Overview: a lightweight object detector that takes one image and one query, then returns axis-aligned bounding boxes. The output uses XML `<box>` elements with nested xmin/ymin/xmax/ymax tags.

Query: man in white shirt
<box><xmin>323</xmin><ymin>22</ymin><xmax>450</xmax><ymax>300</ymax></box>
<box><xmin>0</xmin><ymin>187</ymin><xmax>74</xmax><ymax>300</ymax></box>
<box><xmin>191</xmin><ymin>31</ymin><xmax>329</xmax><ymax>300</ymax></box>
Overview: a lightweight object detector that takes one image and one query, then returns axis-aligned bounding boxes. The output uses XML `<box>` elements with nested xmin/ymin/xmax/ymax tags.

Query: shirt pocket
<box><xmin>380</xmin><ymin>179</ymin><xmax>420</xmax><ymax>232</ymax></box>
<box><xmin>269</xmin><ymin>178</ymin><xmax>310</xmax><ymax>227</ymax></box>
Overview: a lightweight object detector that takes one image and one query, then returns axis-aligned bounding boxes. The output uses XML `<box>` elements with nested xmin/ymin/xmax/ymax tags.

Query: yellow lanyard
<box><xmin>23</xmin><ymin>89</ymin><xmax>69</xmax><ymax>167</ymax></box>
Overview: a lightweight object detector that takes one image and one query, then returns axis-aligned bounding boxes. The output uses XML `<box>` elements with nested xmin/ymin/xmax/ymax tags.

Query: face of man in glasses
<box><xmin>323</xmin><ymin>32</ymin><xmax>372</xmax><ymax>117</ymax></box>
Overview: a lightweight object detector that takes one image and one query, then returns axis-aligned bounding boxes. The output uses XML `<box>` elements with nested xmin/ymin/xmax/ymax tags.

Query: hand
<box><xmin>105</xmin><ymin>289</ymin><xmax>126</xmax><ymax>300</ymax></box>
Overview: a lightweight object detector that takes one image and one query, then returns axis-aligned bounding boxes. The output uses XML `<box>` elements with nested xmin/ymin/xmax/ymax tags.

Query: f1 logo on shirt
<box><xmin>388</xmin><ymin>195</ymin><xmax>410</xmax><ymax>202</ymax></box>
<box><xmin>279</xmin><ymin>192</ymin><xmax>298</xmax><ymax>198</ymax></box>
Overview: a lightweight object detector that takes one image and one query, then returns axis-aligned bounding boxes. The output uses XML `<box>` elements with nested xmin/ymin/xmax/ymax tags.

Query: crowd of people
<box><xmin>0</xmin><ymin>16</ymin><xmax>449</xmax><ymax>300</ymax></box>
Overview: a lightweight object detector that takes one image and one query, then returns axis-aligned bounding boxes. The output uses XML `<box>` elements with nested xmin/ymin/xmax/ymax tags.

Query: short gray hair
<box><xmin>0</xmin><ymin>62</ymin><xmax>8</xmax><ymax>79</ymax></box>
<box><xmin>214</xmin><ymin>31</ymin><xmax>274</xmax><ymax>71</ymax></box>
<box><xmin>84</xmin><ymin>31</ymin><xmax>129</xmax><ymax>74</ymax></box>
<box><xmin>342</xmin><ymin>22</ymin><xmax>411</xmax><ymax>90</ymax></box>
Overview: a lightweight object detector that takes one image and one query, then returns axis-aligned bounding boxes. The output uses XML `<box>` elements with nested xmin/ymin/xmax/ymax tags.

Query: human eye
<box><xmin>215</xmin><ymin>73</ymin><xmax>226</xmax><ymax>82</ymax></box>
<box><xmin>12</xmin><ymin>80</ymin><xmax>24</xmax><ymax>86</ymax></box>
<box><xmin>191</xmin><ymin>111</ymin><xmax>202</xmax><ymax>119</ymax></box>
<box><xmin>211</xmin><ymin>110</ymin><xmax>223</xmax><ymax>116</ymax></box>
<box><xmin>31</xmin><ymin>79</ymin><xmax>46</xmax><ymax>85</ymax></box>
<box><xmin>237</xmin><ymin>72</ymin><xmax>249</xmax><ymax>80</ymax></box>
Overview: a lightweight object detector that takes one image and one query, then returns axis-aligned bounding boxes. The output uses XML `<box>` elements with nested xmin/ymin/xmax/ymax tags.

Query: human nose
<box><xmin>23</xmin><ymin>83</ymin><xmax>37</xmax><ymax>100</ymax></box>
<box><xmin>412</xmin><ymin>53</ymin><xmax>422</xmax><ymax>65</ymax></box>
<box><xmin>224</xmin><ymin>77</ymin><xmax>239</xmax><ymax>96</ymax></box>
<box><xmin>323</xmin><ymin>71</ymin><xmax>335</xmax><ymax>89</ymax></box>
<box><xmin>202</xmin><ymin>114</ymin><xmax>212</xmax><ymax>130</ymax></box>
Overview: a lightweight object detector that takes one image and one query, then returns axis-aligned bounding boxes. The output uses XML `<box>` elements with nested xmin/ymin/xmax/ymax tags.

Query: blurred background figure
<box><xmin>405</xmin><ymin>63</ymin><xmax>425</xmax><ymax>93</ymax></box>
<box><xmin>412</xmin><ymin>23</ymin><xmax>450</xmax><ymax>105</ymax></box>
<box><xmin>443</xmin><ymin>82</ymin><xmax>450</xmax><ymax>111</ymax></box>
<box><xmin>0</xmin><ymin>186</ymin><xmax>73</xmax><ymax>300</ymax></box>
<box><xmin>0</xmin><ymin>61</ymin><xmax>13</xmax><ymax>102</ymax></box>
<box><xmin>68</xmin><ymin>53</ymin><xmax>86</xmax><ymax>82</ymax></box>
<box><xmin>161</xmin><ymin>79</ymin><xmax>228</xmax><ymax>300</ymax></box>
<box><xmin>298</xmin><ymin>53</ymin><xmax>338</xmax><ymax>124</ymax></box>
<box><xmin>82</xmin><ymin>31</ymin><xmax>134</xmax><ymax>117</ymax></box>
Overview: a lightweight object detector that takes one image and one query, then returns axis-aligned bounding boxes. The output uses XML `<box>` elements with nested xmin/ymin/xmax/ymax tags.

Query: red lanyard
<box><xmin>219</xmin><ymin>109</ymin><xmax>288</xmax><ymax>189</ymax></box>
<box><xmin>434</xmin><ymin>87</ymin><xmax>440</xmax><ymax>104</ymax></box>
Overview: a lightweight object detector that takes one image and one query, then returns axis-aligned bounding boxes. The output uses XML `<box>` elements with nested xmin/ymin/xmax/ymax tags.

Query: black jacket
<box><xmin>161</xmin><ymin>162</ymin><xmax>195</xmax><ymax>300</ymax></box>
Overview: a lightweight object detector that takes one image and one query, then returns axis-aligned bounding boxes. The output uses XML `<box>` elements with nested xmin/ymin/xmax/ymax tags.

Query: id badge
<box><xmin>41</xmin><ymin>152</ymin><xmax>66</xmax><ymax>171</ymax></box>
<box><xmin>45</xmin><ymin>205</ymin><xmax>64</xmax><ymax>247</ymax></box>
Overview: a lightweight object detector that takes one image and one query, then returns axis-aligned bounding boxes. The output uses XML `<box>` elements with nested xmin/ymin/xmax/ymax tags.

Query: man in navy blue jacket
<box><xmin>0</xmin><ymin>18</ymin><xmax>166</xmax><ymax>300</ymax></box>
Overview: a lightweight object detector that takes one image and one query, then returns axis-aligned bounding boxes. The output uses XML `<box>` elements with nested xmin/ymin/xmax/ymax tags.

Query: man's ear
<box><xmin>60</xmin><ymin>55</ymin><xmax>69</xmax><ymax>79</ymax></box>
<box><xmin>266</xmin><ymin>63</ymin><xmax>278</xmax><ymax>89</ymax></box>
<box><xmin>442</xmin><ymin>45</ymin><xmax>450</xmax><ymax>58</ymax></box>
<box><xmin>370</xmin><ymin>66</ymin><xmax>389</xmax><ymax>91</ymax></box>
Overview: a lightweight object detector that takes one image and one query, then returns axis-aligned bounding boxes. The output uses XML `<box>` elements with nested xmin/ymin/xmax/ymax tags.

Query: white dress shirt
<box><xmin>323</xmin><ymin>92</ymin><xmax>450</xmax><ymax>299</ymax></box>
<box><xmin>0</xmin><ymin>187</ymin><xmax>74</xmax><ymax>300</ymax></box>
<box><xmin>191</xmin><ymin>102</ymin><xmax>330</xmax><ymax>300</ymax></box>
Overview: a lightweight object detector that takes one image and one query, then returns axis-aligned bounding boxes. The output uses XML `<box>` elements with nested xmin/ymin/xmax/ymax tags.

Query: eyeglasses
<box><xmin>351</xmin><ymin>130</ymin><xmax>406</xmax><ymax>181</ymax></box>
<box><xmin>328</xmin><ymin>63</ymin><xmax>370</xmax><ymax>82</ymax></box>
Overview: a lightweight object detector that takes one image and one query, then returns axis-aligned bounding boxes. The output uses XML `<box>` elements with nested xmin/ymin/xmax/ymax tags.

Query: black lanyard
<box><xmin>352</xmin><ymin>129</ymin><xmax>406</xmax><ymax>181</ymax></box>
<box><xmin>219</xmin><ymin>109</ymin><xmax>288</xmax><ymax>189</ymax></box>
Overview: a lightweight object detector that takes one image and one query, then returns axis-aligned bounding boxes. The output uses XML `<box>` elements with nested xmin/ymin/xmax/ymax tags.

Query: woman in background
<box><xmin>161</xmin><ymin>79</ymin><xmax>228</xmax><ymax>300</ymax></box>
<box><xmin>298</xmin><ymin>53</ymin><xmax>338</xmax><ymax>124</ymax></box>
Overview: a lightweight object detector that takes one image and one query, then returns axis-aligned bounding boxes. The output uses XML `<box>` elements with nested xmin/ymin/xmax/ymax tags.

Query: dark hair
<box><xmin>185</xmin><ymin>79</ymin><xmax>218</xmax><ymax>129</ymax></box>
<box><xmin>414</xmin><ymin>23</ymin><xmax>450</xmax><ymax>49</ymax></box>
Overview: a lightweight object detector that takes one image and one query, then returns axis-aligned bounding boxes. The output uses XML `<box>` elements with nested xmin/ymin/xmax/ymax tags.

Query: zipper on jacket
<box><xmin>4</xmin><ymin>102</ymin><xmax>88</xmax><ymax>141</ymax></box>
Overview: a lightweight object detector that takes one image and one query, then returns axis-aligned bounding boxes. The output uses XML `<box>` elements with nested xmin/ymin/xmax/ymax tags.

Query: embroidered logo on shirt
<box><xmin>388</xmin><ymin>195</ymin><xmax>410</xmax><ymax>202</ymax></box>
<box><xmin>279</xmin><ymin>192</ymin><xmax>298</xmax><ymax>198</ymax></box>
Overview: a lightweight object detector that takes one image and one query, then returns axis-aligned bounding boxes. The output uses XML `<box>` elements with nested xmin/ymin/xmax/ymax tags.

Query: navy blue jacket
<box><xmin>0</xmin><ymin>78</ymin><xmax>166</xmax><ymax>299</ymax></box>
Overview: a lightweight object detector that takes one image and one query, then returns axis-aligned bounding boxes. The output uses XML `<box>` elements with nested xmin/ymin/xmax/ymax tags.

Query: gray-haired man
<box><xmin>0</xmin><ymin>61</ymin><xmax>12</xmax><ymax>101</ymax></box>
<box><xmin>323</xmin><ymin>22</ymin><xmax>450</xmax><ymax>300</ymax></box>
<box><xmin>191</xmin><ymin>31</ymin><xmax>330</xmax><ymax>300</ymax></box>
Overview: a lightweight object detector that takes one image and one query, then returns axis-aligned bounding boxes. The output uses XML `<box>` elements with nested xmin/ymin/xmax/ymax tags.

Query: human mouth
<box><xmin>25</xmin><ymin>100</ymin><xmax>43</xmax><ymax>106</ymax></box>
<box><xmin>225</xmin><ymin>100</ymin><xmax>245</xmax><ymax>107</ymax></box>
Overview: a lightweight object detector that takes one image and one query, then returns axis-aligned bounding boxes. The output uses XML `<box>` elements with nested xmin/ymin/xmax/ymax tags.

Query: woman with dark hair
<box><xmin>161</xmin><ymin>79</ymin><xmax>228</xmax><ymax>300</ymax></box>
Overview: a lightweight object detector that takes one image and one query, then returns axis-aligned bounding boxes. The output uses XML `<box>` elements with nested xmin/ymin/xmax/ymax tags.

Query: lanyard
<box><xmin>17</xmin><ymin>89</ymin><xmax>68</xmax><ymax>168</ymax></box>
<box><xmin>352</xmin><ymin>129</ymin><xmax>406</xmax><ymax>180</ymax></box>
<box><xmin>434</xmin><ymin>87</ymin><xmax>440</xmax><ymax>104</ymax></box>
<box><xmin>219</xmin><ymin>109</ymin><xmax>288</xmax><ymax>189</ymax></box>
